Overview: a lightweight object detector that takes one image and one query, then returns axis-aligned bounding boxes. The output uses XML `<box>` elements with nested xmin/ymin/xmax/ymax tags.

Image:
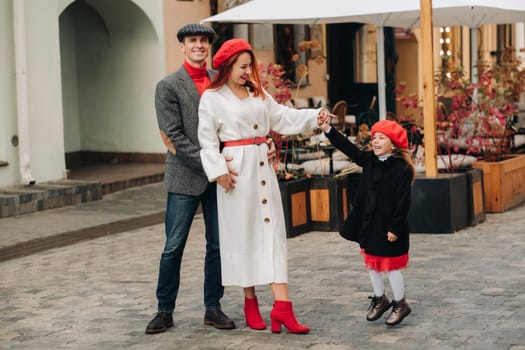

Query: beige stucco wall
<box><xmin>163</xmin><ymin>0</ymin><xmax>212</xmax><ymax>74</ymax></box>
<box><xmin>296</xmin><ymin>59</ymin><xmax>327</xmax><ymax>102</ymax></box>
<box><xmin>395</xmin><ymin>37</ymin><xmax>419</xmax><ymax>120</ymax></box>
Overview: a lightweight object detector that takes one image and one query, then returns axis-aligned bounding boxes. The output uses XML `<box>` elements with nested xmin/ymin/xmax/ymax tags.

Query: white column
<box><xmin>470</xmin><ymin>27</ymin><xmax>478</xmax><ymax>83</ymax></box>
<box><xmin>516</xmin><ymin>23</ymin><xmax>525</xmax><ymax>70</ymax></box>
<box><xmin>516</xmin><ymin>23</ymin><xmax>525</xmax><ymax>109</ymax></box>
<box><xmin>376</xmin><ymin>26</ymin><xmax>386</xmax><ymax>120</ymax></box>
<box><xmin>13</xmin><ymin>0</ymin><xmax>35</xmax><ymax>185</ymax></box>
<box><xmin>233</xmin><ymin>24</ymin><xmax>249</xmax><ymax>40</ymax></box>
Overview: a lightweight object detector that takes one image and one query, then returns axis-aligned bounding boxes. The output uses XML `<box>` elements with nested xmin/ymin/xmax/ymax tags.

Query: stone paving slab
<box><xmin>0</xmin><ymin>183</ymin><xmax>165</xmax><ymax>249</ymax></box>
<box><xmin>0</xmin><ymin>200</ymin><xmax>524</xmax><ymax>349</ymax></box>
<box><xmin>0</xmin><ymin>180</ymin><xmax>103</xmax><ymax>218</ymax></box>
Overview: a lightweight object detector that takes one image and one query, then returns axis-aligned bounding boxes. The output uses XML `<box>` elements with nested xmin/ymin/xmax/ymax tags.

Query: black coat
<box><xmin>326</xmin><ymin>128</ymin><xmax>411</xmax><ymax>257</ymax></box>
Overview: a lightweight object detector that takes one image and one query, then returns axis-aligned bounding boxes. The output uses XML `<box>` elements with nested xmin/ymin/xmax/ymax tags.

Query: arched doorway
<box><xmin>59</xmin><ymin>0</ymin><xmax>164</xmax><ymax>176</ymax></box>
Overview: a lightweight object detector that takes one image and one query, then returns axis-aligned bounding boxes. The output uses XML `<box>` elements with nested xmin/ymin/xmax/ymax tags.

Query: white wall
<box><xmin>0</xmin><ymin>0</ymin><xmax>19</xmax><ymax>186</ymax></box>
<box><xmin>1</xmin><ymin>0</ymin><xmax>166</xmax><ymax>187</ymax></box>
<box><xmin>25</xmin><ymin>0</ymin><xmax>66</xmax><ymax>182</ymax></box>
<box><xmin>59</xmin><ymin>12</ymin><xmax>82</xmax><ymax>153</ymax></box>
<box><xmin>60</xmin><ymin>0</ymin><xmax>164</xmax><ymax>154</ymax></box>
<box><xmin>0</xmin><ymin>0</ymin><xmax>65</xmax><ymax>186</ymax></box>
<box><xmin>58</xmin><ymin>0</ymin><xmax>164</xmax><ymax>43</ymax></box>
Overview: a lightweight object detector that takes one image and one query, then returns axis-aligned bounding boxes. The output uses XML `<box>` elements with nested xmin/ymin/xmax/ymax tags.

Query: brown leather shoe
<box><xmin>145</xmin><ymin>312</ymin><xmax>174</xmax><ymax>334</ymax></box>
<box><xmin>366</xmin><ymin>294</ymin><xmax>391</xmax><ymax>321</ymax></box>
<box><xmin>385</xmin><ymin>298</ymin><xmax>411</xmax><ymax>326</ymax></box>
<box><xmin>204</xmin><ymin>309</ymin><xmax>236</xmax><ymax>329</ymax></box>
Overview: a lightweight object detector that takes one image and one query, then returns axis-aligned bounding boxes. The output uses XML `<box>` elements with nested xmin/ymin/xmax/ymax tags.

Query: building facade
<box><xmin>0</xmin><ymin>0</ymin><xmax>210</xmax><ymax>187</ymax></box>
<box><xmin>1</xmin><ymin>0</ymin><xmax>523</xmax><ymax>187</ymax></box>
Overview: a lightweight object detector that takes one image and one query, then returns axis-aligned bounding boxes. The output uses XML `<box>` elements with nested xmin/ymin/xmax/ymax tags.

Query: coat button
<box><xmin>253</xmin><ymin>124</ymin><xmax>259</xmax><ymax>129</ymax></box>
<box><xmin>262</xmin><ymin>199</ymin><xmax>267</xmax><ymax>204</ymax></box>
<box><xmin>261</xmin><ymin>180</ymin><xmax>266</xmax><ymax>186</ymax></box>
<box><xmin>264</xmin><ymin>218</ymin><xmax>270</xmax><ymax>223</ymax></box>
<box><xmin>259</xmin><ymin>161</ymin><xmax>264</xmax><ymax>166</ymax></box>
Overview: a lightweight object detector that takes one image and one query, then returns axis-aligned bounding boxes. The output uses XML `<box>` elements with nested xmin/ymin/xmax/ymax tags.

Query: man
<box><xmin>146</xmin><ymin>23</ymin><xmax>235</xmax><ymax>334</ymax></box>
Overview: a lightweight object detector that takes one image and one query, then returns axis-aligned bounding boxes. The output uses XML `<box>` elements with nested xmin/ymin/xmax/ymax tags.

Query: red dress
<box><xmin>361</xmin><ymin>249</ymin><xmax>409</xmax><ymax>272</ymax></box>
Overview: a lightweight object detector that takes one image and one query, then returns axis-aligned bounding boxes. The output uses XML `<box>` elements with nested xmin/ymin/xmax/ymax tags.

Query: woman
<box><xmin>198</xmin><ymin>38</ymin><xmax>331</xmax><ymax>334</ymax></box>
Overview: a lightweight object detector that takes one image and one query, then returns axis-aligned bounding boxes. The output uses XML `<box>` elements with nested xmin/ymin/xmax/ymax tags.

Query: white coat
<box><xmin>198</xmin><ymin>85</ymin><xmax>319</xmax><ymax>287</ymax></box>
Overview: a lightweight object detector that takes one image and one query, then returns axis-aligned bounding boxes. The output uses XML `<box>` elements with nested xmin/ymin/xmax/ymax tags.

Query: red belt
<box><xmin>223</xmin><ymin>136</ymin><xmax>267</xmax><ymax>147</ymax></box>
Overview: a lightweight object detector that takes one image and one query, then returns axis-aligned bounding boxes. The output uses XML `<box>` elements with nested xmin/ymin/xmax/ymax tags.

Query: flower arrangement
<box><xmin>435</xmin><ymin>54</ymin><xmax>525</xmax><ymax>162</ymax></box>
<box><xmin>395</xmin><ymin>50</ymin><xmax>525</xmax><ymax>172</ymax></box>
<box><xmin>259</xmin><ymin>62</ymin><xmax>292</xmax><ymax>105</ymax></box>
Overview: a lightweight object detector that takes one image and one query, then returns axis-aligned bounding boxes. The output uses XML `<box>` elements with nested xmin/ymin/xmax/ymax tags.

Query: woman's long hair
<box><xmin>393</xmin><ymin>148</ymin><xmax>416</xmax><ymax>184</ymax></box>
<box><xmin>208</xmin><ymin>50</ymin><xmax>265</xmax><ymax>99</ymax></box>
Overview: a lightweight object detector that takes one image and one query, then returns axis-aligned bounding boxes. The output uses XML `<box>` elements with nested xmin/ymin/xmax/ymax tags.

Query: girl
<box><xmin>198</xmin><ymin>38</ymin><xmax>332</xmax><ymax>333</ymax></box>
<box><xmin>318</xmin><ymin>118</ymin><xmax>415</xmax><ymax>326</ymax></box>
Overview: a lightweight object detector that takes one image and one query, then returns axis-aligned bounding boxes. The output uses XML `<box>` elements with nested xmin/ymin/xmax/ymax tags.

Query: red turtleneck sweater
<box><xmin>184</xmin><ymin>61</ymin><xmax>211</xmax><ymax>96</ymax></box>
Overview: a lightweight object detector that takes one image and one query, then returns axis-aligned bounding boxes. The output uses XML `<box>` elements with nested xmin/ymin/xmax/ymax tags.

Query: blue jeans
<box><xmin>156</xmin><ymin>183</ymin><xmax>223</xmax><ymax>313</ymax></box>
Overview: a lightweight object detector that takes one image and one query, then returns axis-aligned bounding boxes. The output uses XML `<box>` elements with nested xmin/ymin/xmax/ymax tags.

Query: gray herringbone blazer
<box><xmin>155</xmin><ymin>66</ymin><xmax>214</xmax><ymax>195</ymax></box>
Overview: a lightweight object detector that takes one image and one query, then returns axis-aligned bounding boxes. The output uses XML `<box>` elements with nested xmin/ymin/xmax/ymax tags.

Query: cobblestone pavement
<box><xmin>0</xmin><ymin>184</ymin><xmax>524</xmax><ymax>350</ymax></box>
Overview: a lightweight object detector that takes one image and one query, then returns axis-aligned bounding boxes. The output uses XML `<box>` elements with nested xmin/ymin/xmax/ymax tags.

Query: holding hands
<box><xmin>317</xmin><ymin>108</ymin><xmax>335</xmax><ymax>133</ymax></box>
<box><xmin>218</xmin><ymin>109</ymin><xmax>333</xmax><ymax>193</ymax></box>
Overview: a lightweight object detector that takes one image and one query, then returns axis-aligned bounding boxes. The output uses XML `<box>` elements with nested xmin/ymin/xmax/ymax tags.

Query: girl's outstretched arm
<box><xmin>324</xmin><ymin>128</ymin><xmax>368</xmax><ymax>167</ymax></box>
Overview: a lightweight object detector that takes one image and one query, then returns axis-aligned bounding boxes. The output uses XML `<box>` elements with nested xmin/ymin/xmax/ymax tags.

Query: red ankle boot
<box><xmin>244</xmin><ymin>297</ymin><xmax>266</xmax><ymax>330</ymax></box>
<box><xmin>270</xmin><ymin>300</ymin><xmax>310</xmax><ymax>334</ymax></box>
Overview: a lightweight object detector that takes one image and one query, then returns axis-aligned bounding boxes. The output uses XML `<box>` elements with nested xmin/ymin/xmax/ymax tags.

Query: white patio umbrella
<box><xmin>202</xmin><ymin>0</ymin><xmax>423</xmax><ymax>121</ymax></box>
<box><xmin>202</xmin><ymin>0</ymin><xmax>525</xmax><ymax>176</ymax></box>
<box><xmin>203</xmin><ymin>0</ymin><xmax>422</xmax><ymax>26</ymax></box>
<box><xmin>202</xmin><ymin>0</ymin><xmax>525</xmax><ymax>118</ymax></box>
<box><xmin>416</xmin><ymin>0</ymin><xmax>525</xmax><ymax>82</ymax></box>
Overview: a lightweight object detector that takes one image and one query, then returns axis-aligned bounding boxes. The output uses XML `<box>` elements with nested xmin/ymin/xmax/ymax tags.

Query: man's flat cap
<box><xmin>177</xmin><ymin>24</ymin><xmax>216</xmax><ymax>43</ymax></box>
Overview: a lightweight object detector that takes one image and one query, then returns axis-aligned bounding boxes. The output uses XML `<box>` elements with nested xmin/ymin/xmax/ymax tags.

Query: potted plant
<box><xmin>435</xmin><ymin>62</ymin><xmax>520</xmax><ymax>162</ymax></box>
<box><xmin>436</xmin><ymin>53</ymin><xmax>525</xmax><ymax>213</ymax></box>
<box><xmin>393</xmin><ymin>82</ymin><xmax>477</xmax><ymax>232</ymax></box>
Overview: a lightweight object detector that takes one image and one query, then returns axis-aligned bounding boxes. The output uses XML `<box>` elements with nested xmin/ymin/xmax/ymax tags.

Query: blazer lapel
<box><xmin>176</xmin><ymin>67</ymin><xmax>201</xmax><ymax>109</ymax></box>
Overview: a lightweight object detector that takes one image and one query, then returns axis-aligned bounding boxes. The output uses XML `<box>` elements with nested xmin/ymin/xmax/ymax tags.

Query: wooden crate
<box><xmin>472</xmin><ymin>155</ymin><xmax>525</xmax><ymax>213</ymax></box>
<box><xmin>466</xmin><ymin>168</ymin><xmax>486</xmax><ymax>225</ymax></box>
<box><xmin>279</xmin><ymin>178</ymin><xmax>311</xmax><ymax>237</ymax></box>
<box><xmin>308</xmin><ymin>175</ymin><xmax>349</xmax><ymax>231</ymax></box>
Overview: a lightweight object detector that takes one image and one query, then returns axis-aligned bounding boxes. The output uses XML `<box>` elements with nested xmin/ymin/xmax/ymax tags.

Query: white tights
<box><xmin>368</xmin><ymin>269</ymin><xmax>405</xmax><ymax>301</ymax></box>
